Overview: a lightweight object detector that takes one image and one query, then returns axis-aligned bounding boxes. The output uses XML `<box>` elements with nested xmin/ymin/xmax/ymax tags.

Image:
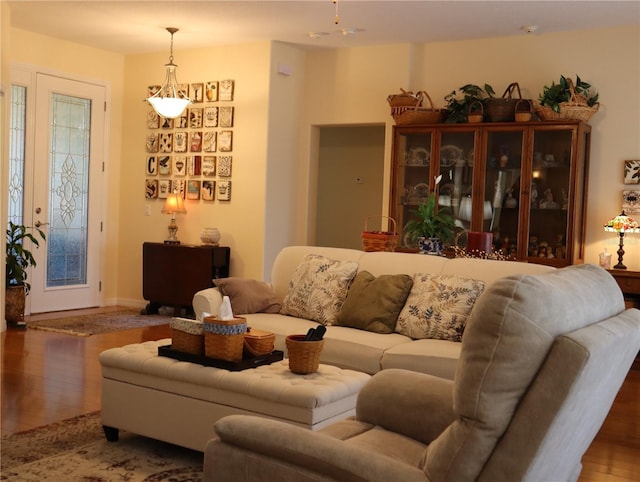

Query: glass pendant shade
<box><xmin>147</xmin><ymin>28</ymin><xmax>191</xmax><ymax>119</ymax></box>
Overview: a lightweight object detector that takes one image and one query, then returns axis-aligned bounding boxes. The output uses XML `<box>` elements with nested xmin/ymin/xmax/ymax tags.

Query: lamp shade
<box><xmin>162</xmin><ymin>192</ymin><xmax>187</xmax><ymax>215</ymax></box>
<box><xmin>603</xmin><ymin>211</ymin><xmax>640</xmax><ymax>233</ymax></box>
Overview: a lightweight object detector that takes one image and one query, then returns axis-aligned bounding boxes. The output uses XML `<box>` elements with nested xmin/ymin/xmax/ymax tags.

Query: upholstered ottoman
<box><xmin>100</xmin><ymin>339</ymin><xmax>370</xmax><ymax>451</ymax></box>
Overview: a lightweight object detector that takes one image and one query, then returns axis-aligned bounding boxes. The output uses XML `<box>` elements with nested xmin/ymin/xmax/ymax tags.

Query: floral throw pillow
<box><xmin>280</xmin><ymin>254</ymin><xmax>358</xmax><ymax>325</ymax></box>
<box><xmin>396</xmin><ymin>273</ymin><xmax>485</xmax><ymax>341</ymax></box>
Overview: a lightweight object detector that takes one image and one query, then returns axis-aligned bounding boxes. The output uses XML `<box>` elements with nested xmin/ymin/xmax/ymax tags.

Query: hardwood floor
<box><xmin>1</xmin><ymin>307</ymin><xmax>638</xmax><ymax>481</ymax></box>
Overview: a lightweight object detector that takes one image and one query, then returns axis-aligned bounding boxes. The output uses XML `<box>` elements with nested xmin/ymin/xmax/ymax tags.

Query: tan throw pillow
<box><xmin>336</xmin><ymin>271</ymin><xmax>413</xmax><ymax>334</ymax></box>
<box><xmin>280</xmin><ymin>254</ymin><xmax>358</xmax><ymax>325</ymax></box>
<box><xmin>396</xmin><ymin>273</ymin><xmax>485</xmax><ymax>341</ymax></box>
<box><xmin>213</xmin><ymin>278</ymin><xmax>282</xmax><ymax>315</ymax></box>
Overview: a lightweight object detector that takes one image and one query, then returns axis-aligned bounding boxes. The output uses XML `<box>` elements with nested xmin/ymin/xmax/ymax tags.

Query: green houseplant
<box><xmin>404</xmin><ymin>176</ymin><xmax>456</xmax><ymax>254</ymax></box>
<box><xmin>537</xmin><ymin>74</ymin><xmax>599</xmax><ymax>113</ymax></box>
<box><xmin>5</xmin><ymin>221</ymin><xmax>46</xmax><ymax>324</ymax></box>
<box><xmin>444</xmin><ymin>83</ymin><xmax>495</xmax><ymax>124</ymax></box>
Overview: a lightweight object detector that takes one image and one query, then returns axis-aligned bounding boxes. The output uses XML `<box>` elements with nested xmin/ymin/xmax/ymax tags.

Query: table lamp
<box><xmin>603</xmin><ymin>211</ymin><xmax>640</xmax><ymax>269</ymax></box>
<box><xmin>162</xmin><ymin>191</ymin><xmax>187</xmax><ymax>244</ymax></box>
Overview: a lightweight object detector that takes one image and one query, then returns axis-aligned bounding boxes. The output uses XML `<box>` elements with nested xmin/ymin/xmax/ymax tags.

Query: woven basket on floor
<box><xmin>286</xmin><ymin>334</ymin><xmax>324</xmax><ymax>374</ymax></box>
<box><xmin>203</xmin><ymin>315</ymin><xmax>247</xmax><ymax>362</ymax></box>
<box><xmin>244</xmin><ymin>328</ymin><xmax>275</xmax><ymax>356</ymax></box>
<box><xmin>170</xmin><ymin>317</ymin><xmax>205</xmax><ymax>355</ymax></box>
<box><xmin>362</xmin><ymin>216</ymin><xmax>398</xmax><ymax>252</ymax></box>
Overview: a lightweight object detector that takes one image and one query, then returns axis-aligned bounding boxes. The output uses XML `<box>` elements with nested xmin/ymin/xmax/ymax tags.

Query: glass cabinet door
<box><xmin>392</xmin><ymin>130</ymin><xmax>433</xmax><ymax>247</ymax></box>
<box><xmin>482</xmin><ymin>129</ymin><xmax>525</xmax><ymax>257</ymax></box>
<box><xmin>437</xmin><ymin>131</ymin><xmax>476</xmax><ymax>232</ymax></box>
<box><xmin>527</xmin><ymin>128</ymin><xmax>574</xmax><ymax>264</ymax></box>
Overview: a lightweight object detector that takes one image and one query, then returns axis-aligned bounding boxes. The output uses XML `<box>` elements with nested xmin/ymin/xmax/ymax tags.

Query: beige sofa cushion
<box><xmin>214</xmin><ymin>277</ymin><xmax>281</xmax><ymax>314</ymax></box>
<box><xmin>336</xmin><ymin>271</ymin><xmax>413</xmax><ymax>334</ymax></box>
<box><xmin>396</xmin><ymin>274</ymin><xmax>485</xmax><ymax>341</ymax></box>
<box><xmin>280</xmin><ymin>254</ymin><xmax>358</xmax><ymax>325</ymax></box>
<box><xmin>380</xmin><ymin>338</ymin><xmax>461</xmax><ymax>379</ymax></box>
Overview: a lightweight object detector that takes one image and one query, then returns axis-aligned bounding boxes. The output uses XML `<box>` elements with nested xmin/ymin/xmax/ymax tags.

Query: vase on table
<box><xmin>200</xmin><ymin>227</ymin><xmax>221</xmax><ymax>246</ymax></box>
<box><xmin>418</xmin><ymin>237</ymin><xmax>443</xmax><ymax>255</ymax></box>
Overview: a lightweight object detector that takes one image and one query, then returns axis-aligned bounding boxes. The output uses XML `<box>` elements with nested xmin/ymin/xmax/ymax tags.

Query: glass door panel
<box><xmin>483</xmin><ymin>130</ymin><xmax>524</xmax><ymax>257</ymax></box>
<box><xmin>528</xmin><ymin>129</ymin><xmax>573</xmax><ymax>263</ymax></box>
<box><xmin>437</xmin><ymin>131</ymin><xmax>475</xmax><ymax>230</ymax></box>
<box><xmin>393</xmin><ymin>131</ymin><xmax>433</xmax><ymax>248</ymax></box>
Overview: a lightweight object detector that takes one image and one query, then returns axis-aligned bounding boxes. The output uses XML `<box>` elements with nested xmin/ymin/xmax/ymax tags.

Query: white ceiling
<box><xmin>7</xmin><ymin>1</ymin><xmax>640</xmax><ymax>55</ymax></box>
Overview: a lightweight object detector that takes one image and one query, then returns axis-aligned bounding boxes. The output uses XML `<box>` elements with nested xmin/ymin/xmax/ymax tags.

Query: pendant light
<box><xmin>147</xmin><ymin>27</ymin><xmax>191</xmax><ymax>119</ymax></box>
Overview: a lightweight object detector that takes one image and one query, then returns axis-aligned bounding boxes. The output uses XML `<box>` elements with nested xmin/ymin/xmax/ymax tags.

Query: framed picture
<box><xmin>622</xmin><ymin>190</ymin><xmax>640</xmax><ymax>214</ymax></box>
<box><xmin>217</xmin><ymin>180</ymin><xmax>231</xmax><ymax>201</ymax></box>
<box><xmin>190</xmin><ymin>83</ymin><xmax>204</xmax><ymax>103</ymax></box>
<box><xmin>159</xmin><ymin>117</ymin><xmax>173</xmax><ymax>129</ymax></box>
<box><xmin>188</xmin><ymin>155</ymin><xmax>202</xmax><ymax>176</ymax></box>
<box><xmin>219</xmin><ymin>79</ymin><xmax>234</xmax><ymax>101</ymax></box>
<box><xmin>204</xmin><ymin>106</ymin><xmax>218</xmax><ymax>128</ymax></box>
<box><xmin>158</xmin><ymin>155</ymin><xmax>171</xmax><ymax>175</ymax></box>
<box><xmin>624</xmin><ymin>160</ymin><xmax>640</xmax><ymax>184</ymax></box>
<box><xmin>177</xmin><ymin>83</ymin><xmax>189</xmax><ymax>99</ymax></box>
<box><xmin>158</xmin><ymin>179</ymin><xmax>171</xmax><ymax>199</ymax></box>
<box><xmin>189</xmin><ymin>107</ymin><xmax>203</xmax><ymax>128</ymax></box>
<box><xmin>145</xmin><ymin>133</ymin><xmax>158</xmax><ymax>153</ymax></box>
<box><xmin>205</xmin><ymin>81</ymin><xmax>218</xmax><ymax>102</ymax></box>
<box><xmin>147</xmin><ymin>109</ymin><xmax>159</xmax><ymax>129</ymax></box>
<box><xmin>190</xmin><ymin>131</ymin><xmax>202</xmax><ymax>152</ymax></box>
<box><xmin>202</xmin><ymin>180</ymin><xmax>216</xmax><ymax>201</ymax></box>
<box><xmin>177</xmin><ymin>111</ymin><xmax>188</xmax><ymax>129</ymax></box>
<box><xmin>219</xmin><ymin>130</ymin><xmax>233</xmax><ymax>152</ymax></box>
<box><xmin>218</xmin><ymin>156</ymin><xmax>232</xmax><ymax>177</ymax></box>
<box><xmin>219</xmin><ymin>106</ymin><xmax>234</xmax><ymax>127</ymax></box>
<box><xmin>172</xmin><ymin>179</ymin><xmax>186</xmax><ymax>197</ymax></box>
<box><xmin>145</xmin><ymin>179</ymin><xmax>158</xmax><ymax>199</ymax></box>
<box><xmin>173</xmin><ymin>155</ymin><xmax>187</xmax><ymax>176</ymax></box>
<box><xmin>202</xmin><ymin>156</ymin><xmax>216</xmax><ymax>176</ymax></box>
<box><xmin>187</xmin><ymin>180</ymin><xmax>201</xmax><ymax>200</ymax></box>
<box><xmin>146</xmin><ymin>156</ymin><xmax>158</xmax><ymax>176</ymax></box>
<box><xmin>159</xmin><ymin>132</ymin><xmax>172</xmax><ymax>153</ymax></box>
<box><xmin>174</xmin><ymin>132</ymin><xmax>188</xmax><ymax>152</ymax></box>
<box><xmin>147</xmin><ymin>85</ymin><xmax>161</xmax><ymax>97</ymax></box>
<box><xmin>203</xmin><ymin>131</ymin><xmax>217</xmax><ymax>152</ymax></box>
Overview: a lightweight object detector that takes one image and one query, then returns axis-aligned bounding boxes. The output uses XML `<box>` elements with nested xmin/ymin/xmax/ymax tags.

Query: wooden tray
<box><xmin>158</xmin><ymin>345</ymin><xmax>283</xmax><ymax>371</ymax></box>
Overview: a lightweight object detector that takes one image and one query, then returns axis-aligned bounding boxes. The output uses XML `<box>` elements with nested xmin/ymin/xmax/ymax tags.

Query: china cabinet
<box><xmin>390</xmin><ymin>121</ymin><xmax>591</xmax><ymax>267</ymax></box>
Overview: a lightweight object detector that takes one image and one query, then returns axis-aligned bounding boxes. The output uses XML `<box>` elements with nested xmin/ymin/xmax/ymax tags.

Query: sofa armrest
<box><xmin>207</xmin><ymin>415</ymin><xmax>427</xmax><ymax>482</ymax></box>
<box><xmin>356</xmin><ymin>369</ymin><xmax>455</xmax><ymax>445</ymax></box>
<box><xmin>192</xmin><ymin>287</ymin><xmax>223</xmax><ymax>321</ymax></box>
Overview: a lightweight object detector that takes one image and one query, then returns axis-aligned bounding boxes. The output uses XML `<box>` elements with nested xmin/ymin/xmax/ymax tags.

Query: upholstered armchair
<box><xmin>203</xmin><ymin>264</ymin><xmax>640</xmax><ymax>482</ymax></box>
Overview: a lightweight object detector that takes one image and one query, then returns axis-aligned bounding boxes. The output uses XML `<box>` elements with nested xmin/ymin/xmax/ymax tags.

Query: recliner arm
<box><xmin>209</xmin><ymin>415</ymin><xmax>427</xmax><ymax>482</ymax></box>
<box><xmin>356</xmin><ymin>369</ymin><xmax>455</xmax><ymax>445</ymax></box>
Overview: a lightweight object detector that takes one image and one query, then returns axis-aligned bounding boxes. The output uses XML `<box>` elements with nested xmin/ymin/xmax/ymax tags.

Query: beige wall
<box><xmin>3</xmin><ymin>22</ymin><xmax>639</xmax><ymax>313</ymax></box>
<box><xmin>299</xmin><ymin>25</ymin><xmax>640</xmax><ymax>269</ymax></box>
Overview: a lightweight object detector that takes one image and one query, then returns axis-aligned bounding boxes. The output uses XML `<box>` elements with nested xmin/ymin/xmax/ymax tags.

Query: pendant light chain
<box><xmin>333</xmin><ymin>0</ymin><xmax>339</xmax><ymax>24</ymax></box>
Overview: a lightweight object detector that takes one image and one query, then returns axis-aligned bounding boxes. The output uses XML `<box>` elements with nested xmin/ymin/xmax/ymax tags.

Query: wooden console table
<box><xmin>142</xmin><ymin>242</ymin><xmax>230</xmax><ymax>315</ymax></box>
<box><xmin>607</xmin><ymin>269</ymin><xmax>640</xmax><ymax>369</ymax></box>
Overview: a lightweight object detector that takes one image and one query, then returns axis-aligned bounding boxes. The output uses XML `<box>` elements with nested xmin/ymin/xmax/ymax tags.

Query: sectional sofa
<box><xmin>193</xmin><ymin>245</ymin><xmax>555</xmax><ymax>380</ymax></box>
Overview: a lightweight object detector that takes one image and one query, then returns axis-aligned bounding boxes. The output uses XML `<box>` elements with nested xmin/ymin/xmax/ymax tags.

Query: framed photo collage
<box><xmin>144</xmin><ymin>79</ymin><xmax>235</xmax><ymax>202</ymax></box>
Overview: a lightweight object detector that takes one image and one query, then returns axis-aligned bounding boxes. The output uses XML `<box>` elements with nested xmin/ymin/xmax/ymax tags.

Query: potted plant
<box><xmin>536</xmin><ymin>74</ymin><xmax>599</xmax><ymax>120</ymax></box>
<box><xmin>404</xmin><ymin>176</ymin><xmax>457</xmax><ymax>255</ymax></box>
<box><xmin>444</xmin><ymin>83</ymin><xmax>495</xmax><ymax>124</ymax></box>
<box><xmin>5</xmin><ymin>221</ymin><xmax>46</xmax><ymax>325</ymax></box>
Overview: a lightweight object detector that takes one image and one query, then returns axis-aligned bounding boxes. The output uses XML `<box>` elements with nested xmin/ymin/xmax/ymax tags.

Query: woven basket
<box><xmin>387</xmin><ymin>89</ymin><xmax>424</xmax><ymax>108</ymax></box>
<box><xmin>467</xmin><ymin>101</ymin><xmax>484</xmax><ymax>123</ymax></box>
<box><xmin>244</xmin><ymin>328</ymin><xmax>275</xmax><ymax>357</ymax></box>
<box><xmin>362</xmin><ymin>216</ymin><xmax>398</xmax><ymax>252</ymax></box>
<box><xmin>391</xmin><ymin>91</ymin><xmax>445</xmax><ymax>125</ymax></box>
<box><xmin>203</xmin><ymin>315</ymin><xmax>247</xmax><ymax>362</ymax></box>
<box><xmin>535</xmin><ymin>79</ymin><xmax>599</xmax><ymax>122</ymax></box>
<box><xmin>170</xmin><ymin>317</ymin><xmax>205</xmax><ymax>355</ymax></box>
<box><xmin>286</xmin><ymin>334</ymin><xmax>324</xmax><ymax>374</ymax></box>
<box><xmin>486</xmin><ymin>82</ymin><xmax>522</xmax><ymax>122</ymax></box>
<box><xmin>514</xmin><ymin>99</ymin><xmax>533</xmax><ymax>122</ymax></box>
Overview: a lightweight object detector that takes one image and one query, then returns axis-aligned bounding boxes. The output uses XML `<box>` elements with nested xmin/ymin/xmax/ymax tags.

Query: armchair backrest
<box><xmin>423</xmin><ymin>264</ymin><xmax>640</xmax><ymax>482</ymax></box>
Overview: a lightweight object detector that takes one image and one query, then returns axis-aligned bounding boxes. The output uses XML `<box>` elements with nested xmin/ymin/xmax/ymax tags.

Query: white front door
<box><xmin>29</xmin><ymin>73</ymin><xmax>105</xmax><ymax>313</ymax></box>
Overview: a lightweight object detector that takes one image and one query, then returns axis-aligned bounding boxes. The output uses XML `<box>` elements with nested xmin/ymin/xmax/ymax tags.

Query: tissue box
<box><xmin>203</xmin><ymin>315</ymin><xmax>247</xmax><ymax>362</ymax></box>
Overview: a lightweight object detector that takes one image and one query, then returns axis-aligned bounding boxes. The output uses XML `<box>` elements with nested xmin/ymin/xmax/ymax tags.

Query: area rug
<box><xmin>1</xmin><ymin>411</ymin><xmax>203</xmax><ymax>481</ymax></box>
<box><xmin>27</xmin><ymin>309</ymin><xmax>172</xmax><ymax>336</ymax></box>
